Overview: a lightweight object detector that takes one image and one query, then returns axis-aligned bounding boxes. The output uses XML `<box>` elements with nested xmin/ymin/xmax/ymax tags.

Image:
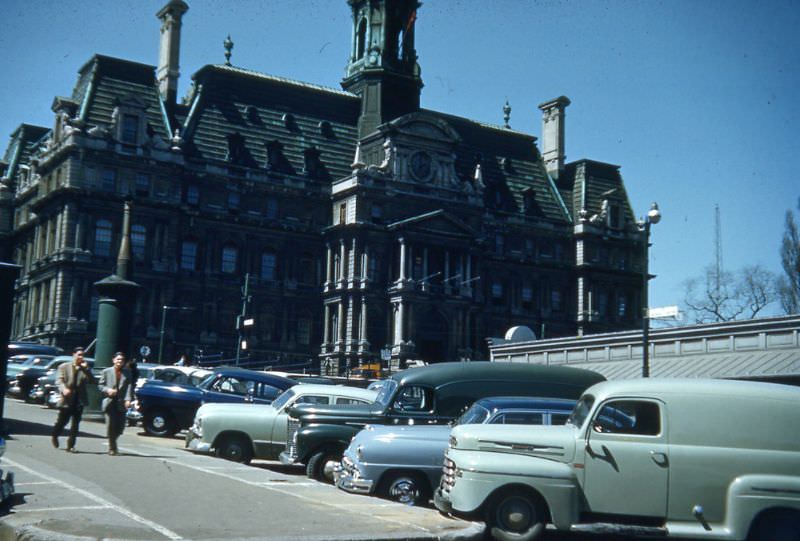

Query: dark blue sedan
<box><xmin>136</xmin><ymin>367</ymin><xmax>296</xmax><ymax>436</ymax></box>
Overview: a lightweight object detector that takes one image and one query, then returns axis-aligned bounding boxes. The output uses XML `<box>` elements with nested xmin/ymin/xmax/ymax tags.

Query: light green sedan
<box><xmin>186</xmin><ymin>384</ymin><xmax>377</xmax><ymax>464</ymax></box>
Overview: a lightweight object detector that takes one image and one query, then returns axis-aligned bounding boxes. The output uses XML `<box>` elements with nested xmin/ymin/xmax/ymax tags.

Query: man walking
<box><xmin>52</xmin><ymin>346</ymin><xmax>96</xmax><ymax>452</ymax></box>
<box><xmin>99</xmin><ymin>352</ymin><xmax>133</xmax><ymax>455</ymax></box>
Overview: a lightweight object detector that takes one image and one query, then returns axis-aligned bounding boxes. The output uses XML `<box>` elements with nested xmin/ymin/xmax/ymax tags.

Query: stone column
<box><xmin>351</xmin><ymin>238</ymin><xmax>358</xmax><ymax>283</ymax></box>
<box><xmin>359</xmin><ymin>296</ymin><xmax>367</xmax><ymax>348</ymax></box>
<box><xmin>422</xmin><ymin>247</ymin><xmax>428</xmax><ymax>282</ymax></box>
<box><xmin>323</xmin><ymin>304</ymin><xmax>330</xmax><ymax>344</ymax></box>
<box><xmin>398</xmin><ymin>238</ymin><xmax>407</xmax><ymax>283</ymax></box>
<box><xmin>325</xmin><ymin>243</ymin><xmax>332</xmax><ymax>286</ymax></box>
<box><xmin>337</xmin><ymin>301</ymin><xmax>344</xmax><ymax>343</ymax></box>
<box><xmin>339</xmin><ymin>240</ymin><xmax>346</xmax><ymax>283</ymax></box>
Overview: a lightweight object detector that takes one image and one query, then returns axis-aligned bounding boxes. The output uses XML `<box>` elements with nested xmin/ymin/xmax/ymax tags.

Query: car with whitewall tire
<box><xmin>186</xmin><ymin>384</ymin><xmax>377</xmax><ymax>464</ymax></box>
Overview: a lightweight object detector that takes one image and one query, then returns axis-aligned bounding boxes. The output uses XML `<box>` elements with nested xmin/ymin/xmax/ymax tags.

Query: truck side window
<box><xmin>392</xmin><ymin>385</ymin><xmax>431</xmax><ymax>412</ymax></box>
<box><xmin>593</xmin><ymin>400</ymin><xmax>660</xmax><ymax>436</ymax></box>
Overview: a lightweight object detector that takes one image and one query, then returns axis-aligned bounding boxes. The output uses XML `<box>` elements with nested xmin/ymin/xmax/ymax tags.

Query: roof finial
<box><xmin>224</xmin><ymin>35</ymin><xmax>234</xmax><ymax>66</ymax></box>
<box><xmin>503</xmin><ymin>99</ymin><xmax>512</xmax><ymax>129</ymax></box>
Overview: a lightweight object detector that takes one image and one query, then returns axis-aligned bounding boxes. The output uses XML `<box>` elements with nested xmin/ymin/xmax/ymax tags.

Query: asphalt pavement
<box><xmin>0</xmin><ymin>398</ymin><xmax>484</xmax><ymax>541</ymax></box>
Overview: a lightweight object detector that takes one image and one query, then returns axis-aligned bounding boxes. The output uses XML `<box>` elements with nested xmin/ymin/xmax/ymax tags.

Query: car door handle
<box><xmin>650</xmin><ymin>451</ymin><xmax>668</xmax><ymax>467</ymax></box>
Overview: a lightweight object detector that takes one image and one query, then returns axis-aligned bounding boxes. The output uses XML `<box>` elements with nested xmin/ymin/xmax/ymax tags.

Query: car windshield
<box><xmin>567</xmin><ymin>395</ymin><xmax>595</xmax><ymax>428</ymax></box>
<box><xmin>138</xmin><ymin>367</ymin><xmax>154</xmax><ymax>379</ymax></box>
<box><xmin>271</xmin><ymin>388</ymin><xmax>297</xmax><ymax>410</ymax></box>
<box><xmin>197</xmin><ymin>373</ymin><xmax>217</xmax><ymax>389</ymax></box>
<box><xmin>373</xmin><ymin>379</ymin><xmax>398</xmax><ymax>408</ymax></box>
<box><xmin>455</xmin><ymin>403</ymin><xmax>491</xmax><ymax>426</ymax></box>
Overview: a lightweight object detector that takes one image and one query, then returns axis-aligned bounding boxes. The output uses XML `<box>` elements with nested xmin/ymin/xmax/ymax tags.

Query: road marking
<box><xmin>12</xmin><ymin>481</ymin><xmax>56</xmax><ymax>486</ymax></box>
<box><xmin>116</xmin><ymin>448</ymin><xmax>432</xmax><ymax>534</ymax></box>
<box><xmin>4</xmin><ymin>458</ymin><xmax>183</xmax><ymax>540</ymax></box>
<box><xmin>13</xmin><ymin>505</ymin><xmax>110</xmax><ymax>513</ymax></box>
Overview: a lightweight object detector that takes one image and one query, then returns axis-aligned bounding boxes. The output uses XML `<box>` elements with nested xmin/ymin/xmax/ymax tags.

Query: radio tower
<box><xmin>714</xmin><ymin>204</ymin><xmax>723</xmax><ymax>296</ymax></box>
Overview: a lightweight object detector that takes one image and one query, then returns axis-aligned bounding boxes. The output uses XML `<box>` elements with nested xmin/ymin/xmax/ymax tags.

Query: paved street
<box><xmin>0</xmin><ymin>398</ymin><xmax>482</xmax><ymax>541</ymax></box>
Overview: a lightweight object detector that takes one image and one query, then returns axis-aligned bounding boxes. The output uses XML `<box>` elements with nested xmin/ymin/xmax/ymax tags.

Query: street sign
<box><xmin>649</xmin><ymin>305</ymin><xmax>680</xmax><ymax>319</ymax></box>
<box><xmin>139</xmin><ymin>345</ymin><xmax>151</xmax><ymax>358</ymax></box>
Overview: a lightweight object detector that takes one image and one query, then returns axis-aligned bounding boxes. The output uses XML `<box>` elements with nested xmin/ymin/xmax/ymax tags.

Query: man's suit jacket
<box><xmin>56</xmin><ymin>361</ymin><xmax>96</xmax><ymax>408</ymax></box>
<box><xmin>99</xmin><ymin>367</ymin><xmax>134</xmax><ymax>414</ymax></box>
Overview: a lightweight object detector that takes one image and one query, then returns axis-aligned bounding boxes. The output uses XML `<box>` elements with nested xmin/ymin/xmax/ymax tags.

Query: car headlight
<box><xmin>449</xmin><ymin>435</ymin><xmax>458</xmax><ymax>448</ymax></box>
<box><xmin>193</xmin><ymin>417</ymin><xmax>203</xmax><ymax>436</ymax></box>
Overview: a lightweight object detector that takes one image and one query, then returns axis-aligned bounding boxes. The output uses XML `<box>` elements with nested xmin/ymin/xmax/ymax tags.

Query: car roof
<box><xmin>586</xmin><ymin>378</ymin><xmax>800</xmax><ymax>403</ymax></box>
<box><xmin>474</xmin><ymin>396</ymin><xmax>577</xmax><ymax>412</ymax></box>
<box><xmin>213</xmin><ymin>366</ymin><xmax>296</xmax><ymax>386</ymax></box>
<box><xmin>288</xmin><ymin>384</ymin><xmax>377</xmax><ymax>400</ymax></box>
<box><xmin>391</xmin><ymin>361</ymin><xmax>605</xmax><ymax>389</ymax></box>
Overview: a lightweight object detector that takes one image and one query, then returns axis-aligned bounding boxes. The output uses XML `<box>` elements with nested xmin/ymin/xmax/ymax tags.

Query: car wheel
<box><xmin>144</xmin><ymin>410</ymin><xmax>175</xmax><ymax>437</ymax></box>
<box><xmin>379</xmin><ymin>471</ymin><xmax>430</xmax><ymax>506</ymax></box>
<box><xmin>486</xmin><ymin>489</ymin><xmax>546</xmax><ymax>541</ymax></box>
<box><xmin>306</xmin><ymin>450</ymin><xmax>340</xmax><ymax>484</ymax></box>
<box><xmin>215</xmin><ymin>435</ymin><xmax>253</xmax><ymax>464</ymax></box>
<box><xmin>749</xmin><ymin>509</ymin><xmax>800</xmax><ymax>541</ymax></box>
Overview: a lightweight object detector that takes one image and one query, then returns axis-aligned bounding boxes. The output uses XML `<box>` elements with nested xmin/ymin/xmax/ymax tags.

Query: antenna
<box><xmin>714</xmin><ymin>204</ymin><xmax>723</xmax><ymax>295</ymax></box>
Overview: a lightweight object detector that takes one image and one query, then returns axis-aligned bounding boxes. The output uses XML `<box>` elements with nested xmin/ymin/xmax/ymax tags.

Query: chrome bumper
<box><xmin>333</xmin><ymin>462</ymin><xmax>374</xmax><ymax>495</ymax></box>
<box><xmin>185</xmin><ymin>432</ymin><xmax>212</xmax><ymax>454</ymax></box>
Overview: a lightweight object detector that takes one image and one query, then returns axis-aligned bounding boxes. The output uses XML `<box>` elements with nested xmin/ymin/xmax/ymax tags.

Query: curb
<box><xmin>0</xmin><ymin>519</ymin><xmax>485</xmax><ymax>541</ymax></box>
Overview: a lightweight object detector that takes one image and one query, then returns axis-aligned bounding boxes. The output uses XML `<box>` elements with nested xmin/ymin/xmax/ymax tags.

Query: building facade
<box><xmin>0</xmin><ymin>0</ymin><xmax>647</xmax><ymax>372</ymax></box>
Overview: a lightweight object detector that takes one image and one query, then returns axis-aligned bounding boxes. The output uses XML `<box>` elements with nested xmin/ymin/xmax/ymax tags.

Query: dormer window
<box><xmin>282</xmin><ymin>113</ymin><xmax>297</xmax><ymax>130</ymax></box>
<box><xmin>122</xmin><ymin>114</ymin><xmax>139</xmax><ymax>145</ymax></box>
<box><xmin>608</xmin><ymin>203</ymin><xmax>622</xmax><ymax>229</ymax></box>
<box><xmin>303</xmin><ymin>147</ymin><xmax>322</xmax><ymax>178</ymax></box>
<box><xmin>265</xmin><ymin>140</ymin><xmax>287</xmax><ymax>172</ymax></box>
<box><xmin>226</xmin><ymin>132</ymin><xmax>246</xmax><ymax>164</ymax></box>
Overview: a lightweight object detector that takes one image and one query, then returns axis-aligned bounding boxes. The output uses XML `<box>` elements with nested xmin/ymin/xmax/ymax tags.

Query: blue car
<box><xmin>136</xmin><ymin>367</ymin><xmax>296</xmax><ymax>437</ymax></box>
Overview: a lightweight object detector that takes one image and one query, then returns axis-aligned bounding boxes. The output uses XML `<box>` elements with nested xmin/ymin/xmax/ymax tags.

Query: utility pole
<box><xmin>235</xmin><ymin>273</ymin><xmax>252</xmax><ymax>366</ymax></box>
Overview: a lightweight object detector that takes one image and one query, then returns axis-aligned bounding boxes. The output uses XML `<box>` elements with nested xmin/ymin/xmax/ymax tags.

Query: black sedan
<box><xmin>8</xmin><ymin>356</ymin><xmax>79</xmax><ymax>401</ymax></box>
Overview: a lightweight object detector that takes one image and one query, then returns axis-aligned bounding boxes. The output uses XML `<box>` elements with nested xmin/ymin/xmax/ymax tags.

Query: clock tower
<box><xmin>342</xmin><ymin>0</ymin><xmax>423</xmax><ymax>141</ymax></box>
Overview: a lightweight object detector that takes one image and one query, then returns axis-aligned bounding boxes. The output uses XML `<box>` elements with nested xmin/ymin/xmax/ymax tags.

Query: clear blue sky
<box><xmin>1</xmin><ymin>0</ymin><xmax>798</xmax><ymax>313</ymax></box>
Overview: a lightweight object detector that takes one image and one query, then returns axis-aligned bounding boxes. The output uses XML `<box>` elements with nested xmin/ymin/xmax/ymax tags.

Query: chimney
<box><xmin>538</xmin><ymin>96</ymin><xmax>571</xmax><ymax>179</ymax></box>
<box><xmin>156</xmin><ymin>0</ymin><xmax>189</xmax><ymax>106</ymax></box>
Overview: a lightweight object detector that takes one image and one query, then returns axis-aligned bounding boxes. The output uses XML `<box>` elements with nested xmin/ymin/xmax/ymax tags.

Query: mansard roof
<box><xmin>1</xmin><ymin>124</ymin><xmax>50</xmax><ymax>181</ymax></box>
<box><xmin>426</xmin><ymin>110</ymin><xmax>570</xmax><ymax>224</ymax></box>
<box><xmin>72</xmin><ymin>54</ymin><xmax>172</xmax><ymax>139</ymax></box>
<box><xmin>559</xmin><ymin>158</ymin><xmax>638</xmax><ymax>231</ymax></box>
<box><xmin>181</xmin><ymin>64</ymin><xmax>360</xmax><ymax>181</ymax></box>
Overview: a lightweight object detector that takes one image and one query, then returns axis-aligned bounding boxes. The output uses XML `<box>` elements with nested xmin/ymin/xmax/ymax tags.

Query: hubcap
<box><xmin>226</xmin><ymin>444</ymin><xmax>242</xmax><ymax>460</ymax></box>
<box><xmin>389</xmin><ymin>478</ymin><xmax>419</xmax><ymax>505</ymax></box>
<box><xmin>322</xmin><ymin>458</ymin><xmax>338</xmax><ymax>482</ymax></box>
<box><xmin>152</xmin><ymin>416</ymin><xmax>166</xmax><ymax>430</ymax></box>
<box><xmin>499</xmin><ymin>497</ymin><xmax>533</xmax><ymax>532</ymax></box>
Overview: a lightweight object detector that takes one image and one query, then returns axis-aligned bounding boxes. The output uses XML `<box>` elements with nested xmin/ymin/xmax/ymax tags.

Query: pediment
<box><xmin>387</xmin><ymin>209</ymin><xmax>475</xmax><ymax>239</ymax></box>
<box><xmin>386</xmin><ymin>112</ymin><xmax>460</xmax><ymax>145</ymax></box>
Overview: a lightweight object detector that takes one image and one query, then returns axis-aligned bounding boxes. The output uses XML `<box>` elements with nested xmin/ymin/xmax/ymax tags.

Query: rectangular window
<box><xmin>131</xmin><ymin>224</ymin><xmax>146</xmax><ymax>260</ymax></box>
<box><xmin>551</xmin><ymin>289</ymin><xmax>563</xmax><ymax>311</ymax></box>
<box><xmin>522</xmin><ymin>283</ymin><xmax>534</xmax><ymax>303</ymax></box>
<box><xmin>617</xmin><ymin>294</ymin><xmax>627</xmax><ymax>318</ymax></box>
<box><xmin>368</xmin><ymin>257</ymin><xmax>378</xmax><ymax>281</ymax></box>
<box><xmin>261</xmin><ymin>252</ymin><xmax>277</xmax><ymax>281</ymax></box>
<box><xmin>102</xmin><ymin>169</ymin><xmax>116</xmax><ymax>192</ymax></box>
<box><xmin>122</xmin><ymin>114</ymin><xmax>138</xmax><ymax>145</ymax></box>
<box><xmin>297</xmin><ymin>318</ymin><xmax>311</xmax><ymax>345</ymax></box>
<box><xmin>491</xmin><ymin>281</ymin><xmax>503</xmax><ymax>298</ymax></box>
<box><xmin>181</xmin><ymin>241</ymin><xmax>198</xmax><ymax>271</ymax></box>
<box><xmin>338</xmin><ymin>203</ymin><xmax>347</xmax><ymax>225</ymax></box>
<box><xmin>608</xmin><ymin>204</ymin><xmax>621</xmax><ymax>229</ymax></box>
<box><xmin>136</xmin><ymin>173</ymin><xmax>150</xmax><ymax>196</ymax></box>
<box><xmin>89</xmin><ymin>296</ymin><xmax>99</xmax><ymax>322</ymax></box>
<box><xmin>222</xmin><ymin>246</ymin><xmax>238</xmax><ymax>273</ymax></box>
<box><xmin>265</xmin><ymin>197</ymin><xmax>278</xmax><ymax>219</ymax></box>
<box><xmin>228</xmin><ymin>191</ymin><xmax>240</xmax><ymax>211</ymax></box>
<box><xmin>186</xmin><ymin>184</ymin><xmax>199</xmax><ymax>206</ymax></box>
<box><xmin>94</xmin><ymin>220</ymin><xmax>112</xmax><ymax>257</ymax></box>
<box><xmin>495</xmin><ymin>234</ymin><xmax>504</xmax><ymax>254</ymax></box>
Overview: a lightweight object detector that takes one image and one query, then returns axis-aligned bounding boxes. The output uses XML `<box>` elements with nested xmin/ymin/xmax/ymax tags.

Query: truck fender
<box><xmin>726</xmin><ymin>474</ymin><xmax>800</xmax><ymax>539</ymax></box>
<box><xmin>296</xmin><ymin>423</ymin><xmax>359</xmax><ymax>463</ymax></box>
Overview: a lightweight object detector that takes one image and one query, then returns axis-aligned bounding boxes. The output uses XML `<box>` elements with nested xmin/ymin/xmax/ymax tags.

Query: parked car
<box><xmin>6</xmin><ymin>355</ymin><xmax>55</xmax><ymax>385</ymax></box>
<box><xmin>7</xmin><ymin>342</ymin><xmax>62</xmax><ymax>357</ymax></box>
<box><xmin>127</xmin><ymin>365</ymin><xmax>212</xmax><ymax>426</ymax></box>
<box><xmin>135</xmin><ymin>367</ymin><xmax>296</xmax><ymax>437</ymax></box>
<box><xmin>279</xmin><ymin>362</ymin><xmax>605</xmax><ymax>483</ymax></box>
<box><xmin>34</xmin><ymin>358</ymin><xmax>98</xmax><ymax>408</ymax></box>
<box><xmin>186</xmin><ymin>384</ymin><xmax>377</xmax><ymax>463</ymax></box>
<box><xmin>336</xmin><ymin>396</ymin><xmax>576</xmax><ymax>506</ymax></box>
<box><xmin>435</xmin><ymin>378</ymin><xmax>800</xmax><ymax>541</ymax></box>
<box><xmin>9</xmin><ymin>356</ymin><xmax>73</xmax><ymax>401</ymax></box>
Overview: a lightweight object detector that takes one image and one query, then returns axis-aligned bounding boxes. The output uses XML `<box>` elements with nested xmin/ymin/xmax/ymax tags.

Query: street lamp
<box><xmin>639</xmin><ymin>202</ymin><xmax>661</xmax><ymax>378</ymax></box>
<box><xmin>158</xmin><ymin>305</ymin><xmax>194</xmax><ymax>364</ymax></box>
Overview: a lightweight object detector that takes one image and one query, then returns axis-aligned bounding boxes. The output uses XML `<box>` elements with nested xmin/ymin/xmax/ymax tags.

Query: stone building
<box><xmin>0</xmin><ymin>0</ymin><xmax>647</xmax><ymax>372</ymax></box>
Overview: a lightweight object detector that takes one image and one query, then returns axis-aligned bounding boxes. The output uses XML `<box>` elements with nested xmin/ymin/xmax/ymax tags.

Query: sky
<box><xmin>1</xmin><ymin>0</ymin><xmax>798</xmax><ymax>315</ymax></box>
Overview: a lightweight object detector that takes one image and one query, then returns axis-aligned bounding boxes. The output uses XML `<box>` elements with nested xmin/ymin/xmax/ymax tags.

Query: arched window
<box><xmin>180</xmin><ymin>240</ymin><xmax>198</xmax><ymax>271</ymax></box>
<box><xmin>94</xmin><ymin>219</ymin><xmax>112</xmax><ymax>257</ymax></box>
<box><xmin>222</xmin><ymin>244</ymin><xmax>238</xmax><ymax>274</ymax></box>
<box><xmin>356</xmin><ymin>18</ymin><xmax>367</xmax><ymax>60</ymax></box>
<box><xmin>261</xmin><ymin>251</ymin><xmax>277</xmax><ymax>281</ymax></box>
<box><xmin>131</xmin><ymin>224</ymin><xmax>146</xmax><ymax>260</ymax></box>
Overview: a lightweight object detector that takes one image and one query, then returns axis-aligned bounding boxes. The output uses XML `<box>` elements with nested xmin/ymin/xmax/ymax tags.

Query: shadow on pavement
<box><xmin>0</xmin><ymin>492</ymin><xmax>29</xmax><ymax>517</ymax></box>
<box><xmin>4</xmin><ymin>418</ymin><xmax>102</xmax><ymax>440</ymax></box>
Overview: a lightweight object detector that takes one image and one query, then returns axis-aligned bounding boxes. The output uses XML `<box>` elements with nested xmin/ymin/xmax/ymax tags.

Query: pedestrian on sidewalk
<box><xmin>52</xmin><ymin>346</ymin><xmax>96</xmax><ymax>452</ymax></box>
<box><xmin>99</xmin><ymin>352</ymin><xmax>134</xmax><ymax>455</ymax></box>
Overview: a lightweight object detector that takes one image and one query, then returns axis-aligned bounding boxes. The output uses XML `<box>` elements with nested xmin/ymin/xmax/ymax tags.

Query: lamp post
<box><xmin>158</xmin><ymin>305</ymin><xmax>193</xmax><ymax>363</ymax></box>
<box><xmin>639</xmin><ymin>202</ymin><xmax>661</xmax><ymax>378</ymax></box>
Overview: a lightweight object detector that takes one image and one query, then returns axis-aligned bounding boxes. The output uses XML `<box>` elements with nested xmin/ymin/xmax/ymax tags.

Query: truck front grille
<box><xmin>440</xmin><ymin>456</ymin><xmax>456</xmax><ymax>492</ymax></box>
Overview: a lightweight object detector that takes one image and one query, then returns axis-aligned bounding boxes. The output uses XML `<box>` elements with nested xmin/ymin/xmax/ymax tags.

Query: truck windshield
<box><xmin>455</xmin><ymin>403</ymin><xmax>491</xmax><ymax>425</ymax></box>
<box><xmin>374</xmin><ymin>379</ymin><xmax>398</xmax><ymax>408</ymax></box>
<box><xmin>566</xmin><ymin>395</ymin><xmax>594</xmax><ymax>428</ymax></box>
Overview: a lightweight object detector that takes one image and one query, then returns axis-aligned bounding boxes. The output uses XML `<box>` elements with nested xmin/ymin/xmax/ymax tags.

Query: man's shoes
<box><xmin>108</xmin><ymin>450</ymin><xmax>119</xmax><ymax>456</ymax></box>
<box><xmin>51</xmin><ymin>436</ymin><xmax>59</xmax><ymax>449</ymax></box>
<box><xmin>65</xmin><ymin>447</ymin><xmax>76</xmax><ymax>453</ymax></box>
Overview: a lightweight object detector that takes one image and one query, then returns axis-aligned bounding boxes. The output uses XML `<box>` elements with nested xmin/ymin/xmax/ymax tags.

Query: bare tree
<box><xmin>778</xmin><ymin>200</ymin><xmax>800</xmax><ymax>314</ymax></box>
<box><xmin>683</xmin><ymin>264</ymin><xmax>777</xmax><ymax>323</ymax></box>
